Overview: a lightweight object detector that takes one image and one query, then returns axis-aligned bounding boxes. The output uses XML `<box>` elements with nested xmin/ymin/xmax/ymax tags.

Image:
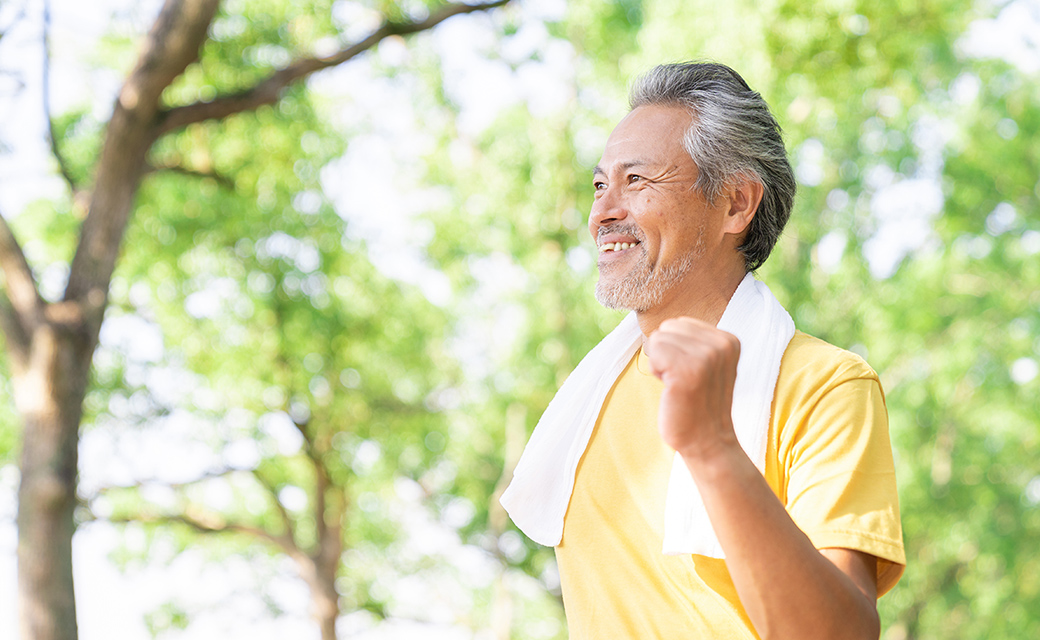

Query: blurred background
<box><xmin>0</xmin><ymin>0</ymin><xmax>1038</xmax><ymax>638</ymax></box>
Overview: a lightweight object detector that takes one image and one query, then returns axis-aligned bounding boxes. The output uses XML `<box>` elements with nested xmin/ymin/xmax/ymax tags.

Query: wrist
<box><xmin>677</xmin><ymin>433</ymin><xmax>750</xmax><ymax>482</ymax></box>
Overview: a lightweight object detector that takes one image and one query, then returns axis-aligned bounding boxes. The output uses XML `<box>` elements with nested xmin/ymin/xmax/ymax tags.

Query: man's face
<box><xmin>589</xmin><ymin>104</ymin><xmax>726</xmax><ymax>313</ymax></box>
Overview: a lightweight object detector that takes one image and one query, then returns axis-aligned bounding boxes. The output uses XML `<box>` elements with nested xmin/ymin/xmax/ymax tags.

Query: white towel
<box><xmin>499</xmin><ymin>273</ymin><xmax>795</xmax><ymax>557</ymax></box>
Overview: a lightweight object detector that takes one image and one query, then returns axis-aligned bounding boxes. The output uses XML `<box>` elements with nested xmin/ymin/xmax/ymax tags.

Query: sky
<box><xmin>1</xmin><ymin>0</ymin><xmax>1040</xmax><ymax>638</ymax></box>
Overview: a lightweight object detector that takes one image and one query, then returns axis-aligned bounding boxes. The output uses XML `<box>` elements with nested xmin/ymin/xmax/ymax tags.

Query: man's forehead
<box><xmin>596</xmin><ymin>105</ymin><xmax>692</xmax><ymax>168</ymax></box>
<box><xmin>614</xmin><ymin>104</ymin><xmax>692</xmax><ymax>137</ymax></box>
<box><xmin>593</xmin><ymin>159</ymin><xmax>654</xmax><ymax>176</ymax></box>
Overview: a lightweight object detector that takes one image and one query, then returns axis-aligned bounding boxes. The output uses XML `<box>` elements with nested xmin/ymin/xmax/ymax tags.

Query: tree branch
<box><xmin>64</xmin><ymin>0</ymin><xmax>221</xmax><ymax>320</ymax></box>
<box><xmin>0</xmin><ymin>290</ymin><xmax>30</xmax><ymax>368</ymax></box>
<box><xmin>91</xmin><ymin>466</ymin><xmax>241</xmax><ymax>493</ymax></box>
<box><xmin>155</xmin><ymin>0</ymin><xmax>512</xmax><ymax>136</ymax></box>
<box><xmin>95</xmin><ymin>472</ymin><xmax>303</xmax><ymax>557</ymax></box>
<box><xmin>144</xmin><ymin>161</ymin><xmax>236</xmax><ymax>190</ymax></box>
<box><xmin>0</xmin><ymin>207</ymin><xmax>43</xmax><ymax>337</ymax></box>
<box><xmin>42</xmin><ymin>0</ymin><xmax>81</xmax><ymax>199</ymax></box>
<box><xmin>0</xmin><ymin>1</ymin><xmax>27</xmax><ymax>41</ymax></box>
<box><xmin>250</xmin><ymin>468</ymin><xmax>299</xmax><ymax>548</ymax></box>
<box><xmin>110</xmin><ymin>510</ymin><xmax>301</xmax><ymax>558</ymax></box>
<box><xmin>121</xmin><ymin>0</ymin><xmax>224</xmax><ymax>116</ymax></box>
<box><xmin>92</xmin><ymin>465</ymin><xmax>306</xmax><ymax>554</ymax></box>
<box><xmin>285</xmin><ymin>409</ymin><xmax>336</xmax><ymax>554</ymax></box>
<box><xmin>313</xmin><ymin>446</ymin><xmax>330</xmax><ymax>554</ymax></box>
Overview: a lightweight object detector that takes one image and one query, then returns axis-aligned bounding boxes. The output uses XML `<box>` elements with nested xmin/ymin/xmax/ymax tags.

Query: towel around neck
<box><xmin>499</xmin><ymin>273</ymin><xmax>795</xmax><ymax>557</ymax></box>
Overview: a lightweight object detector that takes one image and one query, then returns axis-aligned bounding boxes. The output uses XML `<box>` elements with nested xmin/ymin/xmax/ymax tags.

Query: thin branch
<box><xmin>42</xmin><ymin>0</ymin><xmax>80</xmax><ymax>197</ymax></box>
<box><xmin>284</xmin><ymin>408</ymin><xmax>335</xmax><ymax>553</ymax></box>
<box><xmin>91</xmin><ymin>465</ymin><xmax>306</xmax><ymax>555</ymax></box>
<box><xmin>91</xmin><ymin>466</ymin><xmax>242</xmax><ymax>494</ymax></box>
<box><xmin>144</xmin><ymin>161</ymin><xmax>235</xmax><ymax>190</ymax></box>
<box><xmin>110</xmin><ymin>511</ymin><xmax>300</xmax><ymax>557</ymax></box>
<box><xmin>271</xmin><ymin>296</ymin><xmax>338</xmax><ymax>558</ymax></box>
<box><xmin>313</xmin><ymin>444</ymin><xmax>330</xmax><ymax>554</ymax></box>
<box><xmin>0</xmin><ymin>0</ymin><xmax>28</xmax><ymax>41</ymax></box>
<box><xmin>155</xmin><ymin>0</ymin><xmax>512</xmax><ymax>136</ymax></box>
<box><xmin>0</xmin><ymin>208</ymin><xmax>43</xmax><ymax>331</ymax></box>
<box><xmin>250</xmin><ymin>467</ymin><xmax>299</xmax><ymax>548</ymax></box>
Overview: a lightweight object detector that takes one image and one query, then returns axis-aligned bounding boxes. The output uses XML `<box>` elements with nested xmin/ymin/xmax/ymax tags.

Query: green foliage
<box><xmin>4</xmin><ymin>0</ymin><xmax>1038</xmax><ymax>638</ymax></box>
<box><xmin>101</xmin><ymin>63</ymin><xmax>462</xmax><ymax>618</ymax></box>
<box><xmin>144</xmin><ymin>602</ymin><xmax>190</xmax><ymax>636</ymax></box>
<box><xmin>48</xmin><ymin>108</ymin><xmax>101</xmax><ymax>188</ymax></box>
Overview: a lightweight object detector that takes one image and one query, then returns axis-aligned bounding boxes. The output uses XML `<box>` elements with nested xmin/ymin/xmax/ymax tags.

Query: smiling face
<box><xmin>590</xmin><ymin>104</ymin><xmax>734</xmax><ymax>314</ymax></box>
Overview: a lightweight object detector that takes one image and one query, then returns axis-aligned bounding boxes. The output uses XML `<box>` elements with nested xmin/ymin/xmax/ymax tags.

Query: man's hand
<box><xmin>645</xmin><ymin>317</ymin><xmax>742</xmax><ymax>461</ymax></box>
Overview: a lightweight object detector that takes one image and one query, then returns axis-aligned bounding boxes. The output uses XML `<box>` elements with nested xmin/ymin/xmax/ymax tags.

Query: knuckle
<box><xmin>660</xmin><ymin>318</ymin><xmax>681</xmax><ymax>332</ymax></box>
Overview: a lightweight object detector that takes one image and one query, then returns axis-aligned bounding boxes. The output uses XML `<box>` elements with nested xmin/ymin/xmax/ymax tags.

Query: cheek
<box><xmin>637</xmin><ymin>191</ymin><xmax>660</xmax><ymax>212</ymax></box>
<box><xmin>630</xmin><ymin>193</ymin><xmax>669</xmax><ymax>227</ymax></box>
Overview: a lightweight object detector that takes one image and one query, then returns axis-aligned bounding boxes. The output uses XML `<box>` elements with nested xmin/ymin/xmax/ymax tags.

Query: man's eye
<box><xmin>628</xmin><ymin>174</ymin><xmax>643</xmax><ymax>183</ymax></box>
<box><xmin>593</xmin><ymin>181</ymin><xmax>607</xmax><ymax>190</ymax></box>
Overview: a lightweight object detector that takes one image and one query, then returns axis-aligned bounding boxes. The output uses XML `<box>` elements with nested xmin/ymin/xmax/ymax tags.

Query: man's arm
<box><xmin>647</xmin><ymin>317</ymin><xmax>881</xmax><ymax>640</ymax></box>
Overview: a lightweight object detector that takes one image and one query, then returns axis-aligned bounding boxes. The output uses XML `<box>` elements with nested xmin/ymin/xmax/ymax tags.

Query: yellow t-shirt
<box><xmin>555</xmin><ymin>331</ymin><xmax>905</xmax><ymax>639</ymax></box>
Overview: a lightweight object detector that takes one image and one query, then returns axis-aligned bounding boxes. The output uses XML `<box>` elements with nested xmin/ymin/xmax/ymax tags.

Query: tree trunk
<box><xmin>0</xmin><ymin>3</ymin><xmax>510</xmax><ymax>638</ymax></box>
<box><xmin>313</xmin><ymin>569</ymin><xmax>339</xmax><ymax>640</ymax></box>
<box><xmin>296</xmin><ymin>551</ymin><xmax>341</xmax><ymax>640</ymax></box>
<box><xmin>12</xmin><ymin>1</ymin><xmax>217</xmax><ymax>633</ymax></box>
<box><xmin>14</xmin><ymin>322</ymin><xmax>93</xmax><ymax>640</ymax></box>
<box><xmin>14</xmin><ymin>110</ymin><xmax>150</xmax><ymax>640</ymax></box>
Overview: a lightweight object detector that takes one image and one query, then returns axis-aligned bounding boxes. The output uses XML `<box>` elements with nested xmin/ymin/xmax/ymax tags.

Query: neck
<box><xmin>635</xmin><ymin>262</ymin><xmax>748</xmax><ymax>344</ymax></box>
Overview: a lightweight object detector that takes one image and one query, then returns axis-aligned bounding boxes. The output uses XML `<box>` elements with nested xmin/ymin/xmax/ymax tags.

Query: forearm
<box><xmin>684</xmin><ymin>442</ymin><xmax>880</xmax><ymax>640</ymax></box>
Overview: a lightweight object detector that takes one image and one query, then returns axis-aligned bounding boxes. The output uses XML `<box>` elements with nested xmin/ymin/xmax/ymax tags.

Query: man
<box><xmin>500</xmin><ymin>62</ymin><xmax>904</xmax><ymax>639</ymax></box>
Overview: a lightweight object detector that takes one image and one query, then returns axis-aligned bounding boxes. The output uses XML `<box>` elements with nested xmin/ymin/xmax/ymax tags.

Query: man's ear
<box><xmin>722</xmin><ymin>177</ymin><xmax>764</xmax><ymax>237</ymax></box>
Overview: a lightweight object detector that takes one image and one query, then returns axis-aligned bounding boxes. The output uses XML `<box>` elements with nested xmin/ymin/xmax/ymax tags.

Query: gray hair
<box><xmin>629</xmin><ymin>62</ymin><xmax>796</xmax><ymax>272</ymax></box>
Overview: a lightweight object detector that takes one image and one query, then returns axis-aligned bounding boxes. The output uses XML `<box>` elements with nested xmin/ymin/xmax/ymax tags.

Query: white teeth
<box><xmin>600</xmin><ymin>242</ymin><xmax>636</xmax><ymax>252</ymax></box>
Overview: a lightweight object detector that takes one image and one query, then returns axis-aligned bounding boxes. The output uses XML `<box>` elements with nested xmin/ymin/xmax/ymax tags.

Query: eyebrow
<box><xmin>592</xmin><ymin>159</ymin><xmax>652</xmax><ymax>177</ymax></box>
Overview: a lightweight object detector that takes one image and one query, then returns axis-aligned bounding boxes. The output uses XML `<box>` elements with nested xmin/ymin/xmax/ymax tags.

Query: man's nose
<box><xmin>589</xmin><ymin>187</ymin><xmax>628</xmax><ymax>228</ymax></box>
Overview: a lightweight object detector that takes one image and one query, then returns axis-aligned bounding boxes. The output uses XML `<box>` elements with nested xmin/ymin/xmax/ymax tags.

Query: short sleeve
<box><xmin>767</xmin><ymin>334</ymin><xmax>906</xmax><ymax>596</ymax></box>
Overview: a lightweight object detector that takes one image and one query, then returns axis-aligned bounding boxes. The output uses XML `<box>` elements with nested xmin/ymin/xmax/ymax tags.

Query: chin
<box><xmin>594</xmin><ymin>279</ymin><xmax>659</xmax><ymax>312</ymax></box>
<box><xmin>595</xmin><ymin>253</ymin><xmax>695</xmax><ymax>313</ymax></box>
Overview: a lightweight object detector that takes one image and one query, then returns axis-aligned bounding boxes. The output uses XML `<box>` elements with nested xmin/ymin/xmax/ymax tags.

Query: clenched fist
<box><xmin>646</xmin><ymin>317</ymin><xmax>742</xmax><ymax>462</ymax></box>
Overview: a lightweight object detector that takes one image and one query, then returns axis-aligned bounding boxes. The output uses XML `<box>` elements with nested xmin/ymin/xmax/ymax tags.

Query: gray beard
<box><xmin>594</xmin><ymin>217</ymin><xmax>706</xmax><ymax>312</ymax></box>
<box><xmin>595</xmin><ymin>244</ymin><xmax>698</xmax><ymax>312</ymax></box>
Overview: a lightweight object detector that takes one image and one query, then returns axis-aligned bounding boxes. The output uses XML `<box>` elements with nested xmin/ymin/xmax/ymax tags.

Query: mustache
<box><xmin>596</xmin><ymin>223</ymin><xmax>646</xmax><ymax>243</ymax></box>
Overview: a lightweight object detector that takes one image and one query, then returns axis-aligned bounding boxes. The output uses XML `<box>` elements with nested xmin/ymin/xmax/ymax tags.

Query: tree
<box><xmin>0</xmin><ymin>1</ymin><xmax>509</xmax><ymax>639</ymax></box>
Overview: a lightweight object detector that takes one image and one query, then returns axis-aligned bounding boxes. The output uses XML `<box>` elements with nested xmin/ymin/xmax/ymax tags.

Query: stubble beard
<box><xmin>594</xmin><ymin>224</ymin><xmax>704</xmax><ymax>313</ymax></box>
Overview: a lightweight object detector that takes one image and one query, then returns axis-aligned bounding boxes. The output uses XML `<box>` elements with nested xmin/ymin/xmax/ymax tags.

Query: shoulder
<box><xmin>777</xmin><ymin>331</ymin><xmax>880</xmax><ymax>392</ymax></box>
<box><xmin>768</xmin><ymin>331</ymin><xmax>894</xmax><ymax>482</ymax></box>
<box><xmin>771</xmin><ymin>331</ymin><xmax>886</xmax><ymax>430</ymax></box>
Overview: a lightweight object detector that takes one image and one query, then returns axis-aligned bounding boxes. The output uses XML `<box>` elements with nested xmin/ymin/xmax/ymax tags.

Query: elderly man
<box><xmin>500</xmin><ymin>62</ymin><xmax>905</xmax><ymax>639</ymax></box>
